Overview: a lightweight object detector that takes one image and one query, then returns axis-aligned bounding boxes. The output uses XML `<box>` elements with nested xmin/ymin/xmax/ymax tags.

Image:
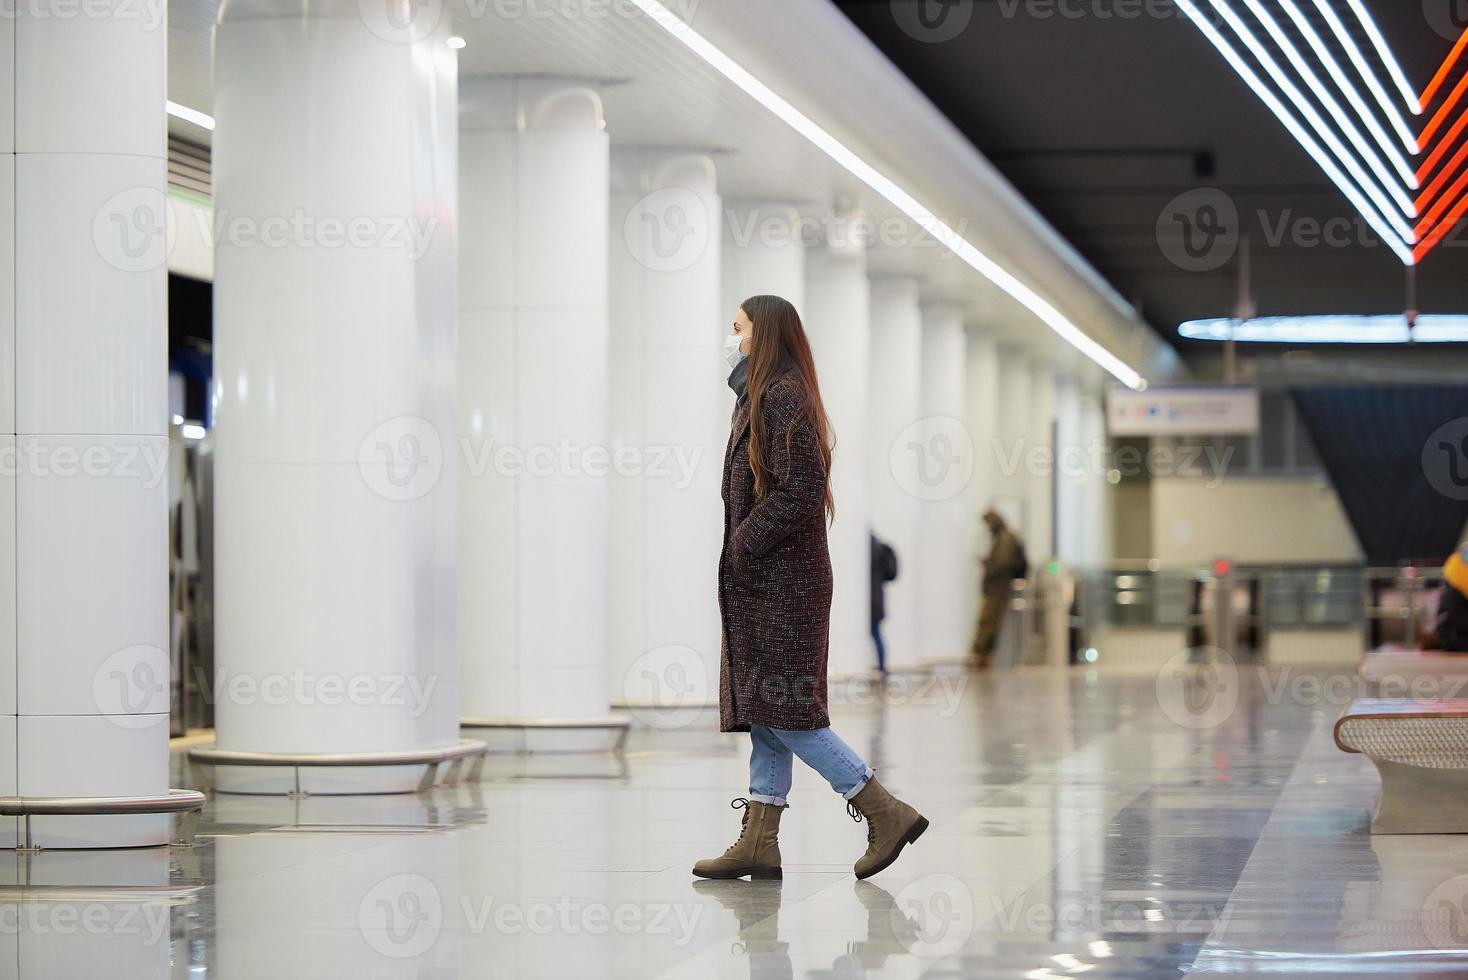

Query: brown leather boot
<box><xmin>692</xmin><ymin>798</ymin><xmax>785</xmax><ymax>880</ymax></box>
<box><xmin>846</xmin><ymin>778</ymin><xmax>928</xmax><ymax>879</ymax></box>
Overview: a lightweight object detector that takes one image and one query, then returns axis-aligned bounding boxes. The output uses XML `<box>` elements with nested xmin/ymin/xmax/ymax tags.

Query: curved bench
<box><xmin>1358</xmin><ymin>649</ymin><xmax>1468</xmax><ymax>698</ymax></box>
<box><xmin>1335</xmin><ymin>698</ymin><xmax>1468</xmax><ymax>833</ymax></box>
<box><xmin>0</xmin><ymin>790</ymin><xmax>208</xmax><ymax>851</ymax></box>
<box><xmin>188</xmin><ymin>740</ymin><xmax>488</xmax><ymax>795</ymax></box>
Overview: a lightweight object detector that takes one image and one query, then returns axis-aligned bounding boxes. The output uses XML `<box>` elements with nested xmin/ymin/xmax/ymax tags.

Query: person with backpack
<box><xmin>870</xmin><ymin>533</ymin><xmax>899</xmax><ymax>674</ymax></box>
<box><xmin>969</xmin><ymin>509</ymin><xmax>1027</xmax><ymax>670</ymax></box>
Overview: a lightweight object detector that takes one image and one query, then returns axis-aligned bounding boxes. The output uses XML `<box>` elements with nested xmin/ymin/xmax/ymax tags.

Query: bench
<box><xmin>1335</xmin><ymin>698</ymin><xmax>1468</xmax><ymax>833</ymax></box>
<box><xmin>0</xmin><ymin>790</ymin><xmax>208</xmax><ymax>851</ymax></box>
<box><xmin>1359</xmin><ymin>649</ymin><xmax>1468</xmax><ymax>698</ymax></box>
<box><xmin>188</xmin><ymin>739</ymin><xmax>488</xmax><ymax>795</ymax></box>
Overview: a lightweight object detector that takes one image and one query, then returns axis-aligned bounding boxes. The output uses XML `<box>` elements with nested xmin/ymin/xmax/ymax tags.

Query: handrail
<box><xmin>0</xmin><ymin>789</ymin><xmax>207</xmax><ymax>851</ymax></box>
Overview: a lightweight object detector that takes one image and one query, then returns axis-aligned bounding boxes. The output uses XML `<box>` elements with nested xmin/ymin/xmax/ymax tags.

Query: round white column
<box><xmin>608</xmin><ymin>151</ymin><xmax>724</xmax><ymax>714</ymax></box>
<box><xmin>962</xmin><ymin>330</ymin><xmax>999</xmax><ymax>629</ymax></box>
<box><xmin>6</xmin><ymin>0</ymin><xmax>169</xmax><ymax>844</ymax></box>
<box><xmin>866</xmin><ymin>277</ymin><xmax>924</xmax><ymax>671</ymax></box>
<box><xmin>212</xmin><ymin>0</ymin><xmax>461</xmax><ymax>793</ymax></box>
<box><xmin>802</xmin><ymin>240</ymin><xmax>870</xmax><ymax>676</ymax></box>
<box><xmin>1080</xmin><ymin>389</ymin><xmax>1111</xmax><ymax>566</ymax></box>
<box><xmin>993</xmin><ymin>348</ymin><xmax>1032</xmax><ymax>535</ymax></box>
<box><xmin>1054</xmin><ymin>375</ymin><xmax>1084</xmax><ymax>564</ymax></box>
<box><xmin>1027</xmin><ymin>365</ymin><xmax>1057</xmax><ymax>560</ymax></box>
<box><xmin>722</xmin><ymin>202</ymin><xmax>806</xmax><ymax>316</ymax></box>
<box><xmin>917</xmin><ymin>302</ymin><xmax>969</xmax><ymax>660</ymax></box>
<box><xmin>458</xmin><ymin>78</ymin><xmax>611</xmax><ymax>727</ymax></box>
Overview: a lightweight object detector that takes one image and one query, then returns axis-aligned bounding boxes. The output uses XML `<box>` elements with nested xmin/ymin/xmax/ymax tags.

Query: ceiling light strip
<box><xmin>1413</xmin><ymin>186</ymin><xmax>1468</xmax><ymax>260</ymax></box>
<box><xmin>1416</xmin><ymin>108</ymin><xmax>1468</xmax><ymax>185</ymax></box>
<box><xmin>1278</xmin><ymin>0</ymin><xmax>1417</xmax><ymax>187</ymax></box>
<box><xmin>1420</xmin><ymin>26</ymin><xmax>1468</xmax><ymax>108</ymax></box>
<box><xmin>1174</xmin><ymin>0</ymin><xmax>1413</xmax><ymax>264</ymax></box>
<box><xmin>1416</xmin><ymin>137</ymin><xmax>1468</xmax><ymax>212</ymax></box>
<box><xmin>1205</xmin><ymin>0</ymin><xmax>1415</xmax><ymax>241</ymax></box>
<box><xmin>1418</xmin><ymin>71</ymin><xmax>1468</xmax><ymax>146</ymax></box>
<box><xmin>1341</xmin><ymin>0</ymin><xmax>1423</xmax><ymax>113</ymax></box>
<box><xmin>167</xmin><ymin>101</ymin><xmax>216</xmax><ymax>131</ymax></box>
<box><xmin>1242</xmin><ymin>0</ymin><xmax>1415</xmax><ymax>214</ymax></box>
<box><xmin>1308</xmin><ymin>0</ymin><xmax>1420</xmax><ymax>148</ymax></box>
<box><xmin>628</xmin><ymin>0</ymin><xmax>1146</xmax><ymax>388</ymax></box>
<box><xmin>1415</xmin><ymin>167</ymin><xmax>1468</xmax><ymax>238</ymax></box>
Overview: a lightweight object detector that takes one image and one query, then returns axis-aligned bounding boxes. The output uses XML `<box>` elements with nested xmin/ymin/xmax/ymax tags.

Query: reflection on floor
<box><xmin>13</xmin><ymin>665</ymin><xmax>1468</xmax><ymax>977</ymax></box>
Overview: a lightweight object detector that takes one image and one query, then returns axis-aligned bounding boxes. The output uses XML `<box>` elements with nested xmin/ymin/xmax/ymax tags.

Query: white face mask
<box><xmin>723</xmin><ymin>332</ymin><xmax>748</xmax><ymax>370</ymax></box>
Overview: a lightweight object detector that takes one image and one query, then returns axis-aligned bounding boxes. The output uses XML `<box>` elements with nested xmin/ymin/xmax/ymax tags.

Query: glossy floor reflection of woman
<box><xmin>693</xmin><ymin>295</ymin><xmax>927</xmax><ymax>882</ymax></box>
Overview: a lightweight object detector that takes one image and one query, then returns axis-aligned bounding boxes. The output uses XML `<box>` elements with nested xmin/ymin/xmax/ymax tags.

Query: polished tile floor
<box><xmin>15</xmin><ymin>664</ymin><xmax>1468</xmax><ymax>977</ymax></box>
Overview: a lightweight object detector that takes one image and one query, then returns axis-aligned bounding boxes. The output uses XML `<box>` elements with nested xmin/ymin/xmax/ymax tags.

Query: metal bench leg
<box><xmin>469</xmin><ymin>752</ymin><xmax>486</xmax><ymax>783</ymax></box>
<box><xmin>174</xmin><ymin>809</ymin><xmax>201</xmax><ymax>847</ymax></box>
<box><xmin>417</xmin><ymin>761</ymin><xmax>441</xmax><ymax>793</ymax></box>
<box><xmin>17</xmin><ymin>815</ymin><xmax>38</xmax><ymax>853</ymax></box>
<box><xmin>1369</xmin><ymin>758</ymin><xmax>1468</xmax><ymax>833</ymax></box>
<box><xmin>445</xmin><ymin>757</ymin><xmax>466</xmax><ymax>785</ymax></box>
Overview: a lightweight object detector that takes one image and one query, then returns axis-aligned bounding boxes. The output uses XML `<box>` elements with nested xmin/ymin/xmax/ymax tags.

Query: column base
<box><xmin>188</xmin><ymin>740</ymin><xmax>487</xmax><ymax>796</ymax></box>
<box><xmin>460</xmin><ymin>716</ymin><xmax>631</xmax><ymax>754</ymax></box>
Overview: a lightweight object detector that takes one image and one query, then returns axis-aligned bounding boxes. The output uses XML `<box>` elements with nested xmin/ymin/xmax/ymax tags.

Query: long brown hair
<box><xmin>740</xmin><ymin>295</ymin><xmax>835</xmax><ymax>522</ymax></box>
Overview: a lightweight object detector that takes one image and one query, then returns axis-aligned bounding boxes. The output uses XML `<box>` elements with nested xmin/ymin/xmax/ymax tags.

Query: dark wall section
<box><xmin>169</xmin><ymin>273</ymin><xmax>213</xmax><ymax>424</ymax></box>
<box><xmin>1293</xmin><ymin>386</ymin><xmax>1468</xmax><ymax>566</ymax></box>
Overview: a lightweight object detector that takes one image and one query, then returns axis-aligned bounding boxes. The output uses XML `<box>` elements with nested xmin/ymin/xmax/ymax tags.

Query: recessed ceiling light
<box><xmin>167</xmin><ymin>100</ymin><xmax>215</xmax><ymax>132</ymax></box>
<box><xmin>447</xmin><ymin>36</ymin><xmax>466</xmax><ymax>49</ymax></box>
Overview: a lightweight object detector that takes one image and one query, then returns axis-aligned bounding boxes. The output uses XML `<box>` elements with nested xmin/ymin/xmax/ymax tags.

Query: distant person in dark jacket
<box><xmin>1434</xmin><ymin>544</ymin><xmax>1468</xmax><ymax>652</ymax></box>
<box><xmin>969</xmin><ymin>509</ymin><xmax>1026</xmax><ymax>670</ymax></box>
<box><xmin>870</xmin><ymin>533</ymin><xmax>899</xmax><ymax>674</ymax></box>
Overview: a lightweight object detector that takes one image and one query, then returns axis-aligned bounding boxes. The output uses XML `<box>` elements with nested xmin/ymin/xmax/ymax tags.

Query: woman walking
<box><xmin>693</xmin><ymin>295</ymin><xmax>928</xmax><ymax>881</ymax></box>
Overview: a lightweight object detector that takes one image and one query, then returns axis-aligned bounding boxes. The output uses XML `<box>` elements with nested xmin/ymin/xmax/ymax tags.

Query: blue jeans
<box><xmin>748</xmin><ymin>724</ymin><xmax>874</xmax><ymax>807</ymax></box>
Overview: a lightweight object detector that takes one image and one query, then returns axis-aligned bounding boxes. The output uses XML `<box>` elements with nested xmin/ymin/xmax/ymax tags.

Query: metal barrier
<box><xmin>187</xmin><ymin>739</ymin><xmax>489</xmax><ymax>795</ymax></box>
<box><xmin>0</xmin><ymin>789</ymin><xmax>208</xmax><ymax>851</ymax></box>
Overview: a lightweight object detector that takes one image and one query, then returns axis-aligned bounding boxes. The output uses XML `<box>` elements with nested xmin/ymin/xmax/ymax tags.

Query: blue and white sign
<box><xmin>1107</xmin><ymin>385</ymin><xmax>1259</xmax><ymax>436</ymax></box>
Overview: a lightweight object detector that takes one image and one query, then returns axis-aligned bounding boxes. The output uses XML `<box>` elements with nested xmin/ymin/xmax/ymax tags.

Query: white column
<box><xmin>1080</xmin><ymin>390</ymin><xmax>1111</xmax><ymax>566</ymax></box>
<box><xmin>993</xmin><ymin>349</ymin><xmax>1032</xmax><ymax>535</ymax></box>
<box><xmin>212</xmin><ymin>0</ymin><xmax>460</xmax><ymax>792</ymax></box>
<box><xmin>867</xmin><ymin>278</ymin><xmax>923</xmax><ymax>670</ymax></box>
<box><xmin>6</xmin><ymin>0</ymin><xmax>169</xmax><ymax>844</ymax></box>
<box><xmin>1028</xmin><ymin>364</ymin><xmax>1057</xmax><ymax>560</ymax></box>
<box><xmin>1054</xmin><ymin>375</ymin><xmax>1084</xmax><ymax>564</ymax></box>
<box><xmin>917</xmin><ymin>302</ymin><xmax>970</xmax><ymax>660</ymax></box>
<box><xmin>802</xmin><ymin>241</ymin><xmax>870</xmax><ymax>676</ymax></box>
<box><xmin>722</xmin><ymin>203</ymin><xmax>806</xmax><ymax>318</ymax></box>
<box><xmin>962</xmin><ymin>331</ymin><xmax>999</xmax><ymax>629</ymax></box>
<box><xmin>458</xmin><ymin>78</ymin><xmax>611</xmax><ymax>726</ymax></box>
<box><xmin>608</xmin><ymin>151</ymin><xmax>723</xmax><ymax>712</ymax></box>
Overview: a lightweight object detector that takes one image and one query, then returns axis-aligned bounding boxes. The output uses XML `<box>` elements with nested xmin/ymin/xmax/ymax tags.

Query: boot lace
<box><xmin>847</xmin><ymin>801</ymin><xmax>876</xmax><ymax>847</ymax></box>
<box><xmin>722</xmin><ymin>798</ymin><xmax>753</xmax><ymax>855</ymax></box>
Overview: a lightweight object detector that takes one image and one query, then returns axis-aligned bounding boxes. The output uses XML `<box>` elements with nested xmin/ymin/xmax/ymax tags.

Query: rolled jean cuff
<box><xmin>842</xmin><ymin>766</ymin><xmax>876</xmax><ymax>801</ymax></box>
<box><xmin>748</xmin><ymin>792</ymin><xmax>787</xmax><ymax>807</ymax></box>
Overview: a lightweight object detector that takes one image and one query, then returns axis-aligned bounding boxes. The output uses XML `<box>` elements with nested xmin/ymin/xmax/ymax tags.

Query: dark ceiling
<box><xmin>835</xmin><ymin>0</ymin><xmax>1468</xmax><ymax>351</ymax></box>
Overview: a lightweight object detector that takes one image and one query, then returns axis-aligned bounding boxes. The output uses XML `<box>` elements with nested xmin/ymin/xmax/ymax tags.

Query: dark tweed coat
<box><xmin>718</xmin><ymin>372</ymin><xmax>833</xmax><ymax>732</ymax></box>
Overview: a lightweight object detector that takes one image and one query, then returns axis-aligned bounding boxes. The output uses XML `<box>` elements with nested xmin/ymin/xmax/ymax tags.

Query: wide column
<box><xmin>1027</xmin><ymin>364</ymin><xmax>1057</xmax><ymax>561</ymax></box>
<box><xmin>3</xmin><ymin>0</ymin><xmax>169</xmax><ymax>845</ymax></box>
<box><xmin>1054</xmin><ymin>375</ymin><xmax>1085</xmax><ymax>564</ymax></box>
<box><xmin>458</xmin><ymin>78</ymin><xmax>612</xmax><ymax>731</ymax></box>
<box><xmin>608</xmin><ymin>151</ymin><xmax>723</xmax><ymax>714</ymax></box>
<box><xmin>993</xmin><ymin>348</ymin><xmax>1032</xmax><ymax>536</ymax></box>
<box><xmin>962</xmin><ymin>330</ymin><xmax>1000</xmax><ymax>629</ymax></box>
<box><xmin>802</xmin><ymin>238</ymin><xmax>870</xmax><ymax>676</ymax></box>
<box><xmin>866</xmin><ymin>278</ymin><xmax>924</xmax><ymax>670</ymax></box>
<box><xmin>212</xmin><ymin>0</ymin><xmax>460</xmax><ymax>792</ymax></box>
<box><xmin>917</xmin><ymin>302</ymin><xmax>970</xmax><ymax>661</ymax></box>
<box><xmin>1080</xmin><ymin>389</ymin><xmax>1111</xmax><ymax>566</ymax></box>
